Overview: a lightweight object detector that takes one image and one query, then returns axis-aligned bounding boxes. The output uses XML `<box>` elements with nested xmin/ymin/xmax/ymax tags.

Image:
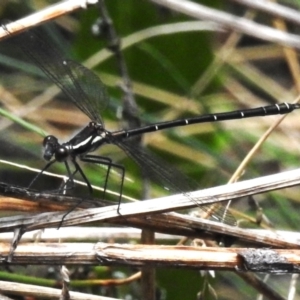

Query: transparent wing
<box><xmin>6</xmin><ymin>26</ymin><xmax>108</xmax><ymax>123</ymax></box>
<box><xmin>116</xmin><ymin>140</ymin><xmax>237</xmax><ymax>226</ymax></box>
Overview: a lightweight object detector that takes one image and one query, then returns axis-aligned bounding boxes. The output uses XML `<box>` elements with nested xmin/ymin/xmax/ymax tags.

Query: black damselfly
<box><xmin>4</xmin><ymin>26</ymin><xmax>300</xmax><ymax>225</ymax></box>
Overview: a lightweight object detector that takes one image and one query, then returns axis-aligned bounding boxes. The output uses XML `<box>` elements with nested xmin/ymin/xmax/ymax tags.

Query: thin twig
<box><xmin>1</xmin><ymin>169</ymin><xmax>300</xmax><ymax>248</ymax></box>
<box><xmin>0</xmin><ymin>280</ymin><xmax>117</xmax><ymax>300</ymax></box>
<box><xmin>230</xmin><ymin>0</ymin><xmax>300</xmax><ymax>27</ymax></box>
<box><xmin>149</xmin><ymin>0</ymin><xmax>300</xmax><ymax>49</ymax></box>
<box><xmin>0</xmin><ymin>0</ymin><xmax>98</xmax><ymax>39</ymax></box>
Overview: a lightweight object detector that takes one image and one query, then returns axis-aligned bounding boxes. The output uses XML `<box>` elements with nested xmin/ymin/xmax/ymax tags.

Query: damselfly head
<box><xmin>43</xmin><ymin>135</ymin><xmax>58</xmax><ymax>161</ymax></box>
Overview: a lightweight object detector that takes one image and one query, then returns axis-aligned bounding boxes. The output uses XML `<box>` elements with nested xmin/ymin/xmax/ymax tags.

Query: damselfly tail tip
<box><xmin>294</xmin><ymin>103</ymin><xmax>300</xmax><ymax>109</ymax></box>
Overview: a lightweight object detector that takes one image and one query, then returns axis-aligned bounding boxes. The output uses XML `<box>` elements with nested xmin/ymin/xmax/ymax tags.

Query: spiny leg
<box><xmin>81</xmin><ymin>154</ymin><xmax>125</xmax><ymax>213</ymax></box>
<box><xmin>28</xmin><ymin>159</ymin><xmax>57</xmax><ymax>189</ymax></box>
<box><xmin>59</xmin><ymin>158</ymin><xmax>93</xmax><ymax>228</ymax></box>
<box><xmin>81</xmin><ymin>155</ymin><xmax>112</xmax><ymax>200</ymax></box>
<box><xmin>58</xmin><ymin>161</ymin><xmax>76</xmax><ymax>193</ymax></box>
